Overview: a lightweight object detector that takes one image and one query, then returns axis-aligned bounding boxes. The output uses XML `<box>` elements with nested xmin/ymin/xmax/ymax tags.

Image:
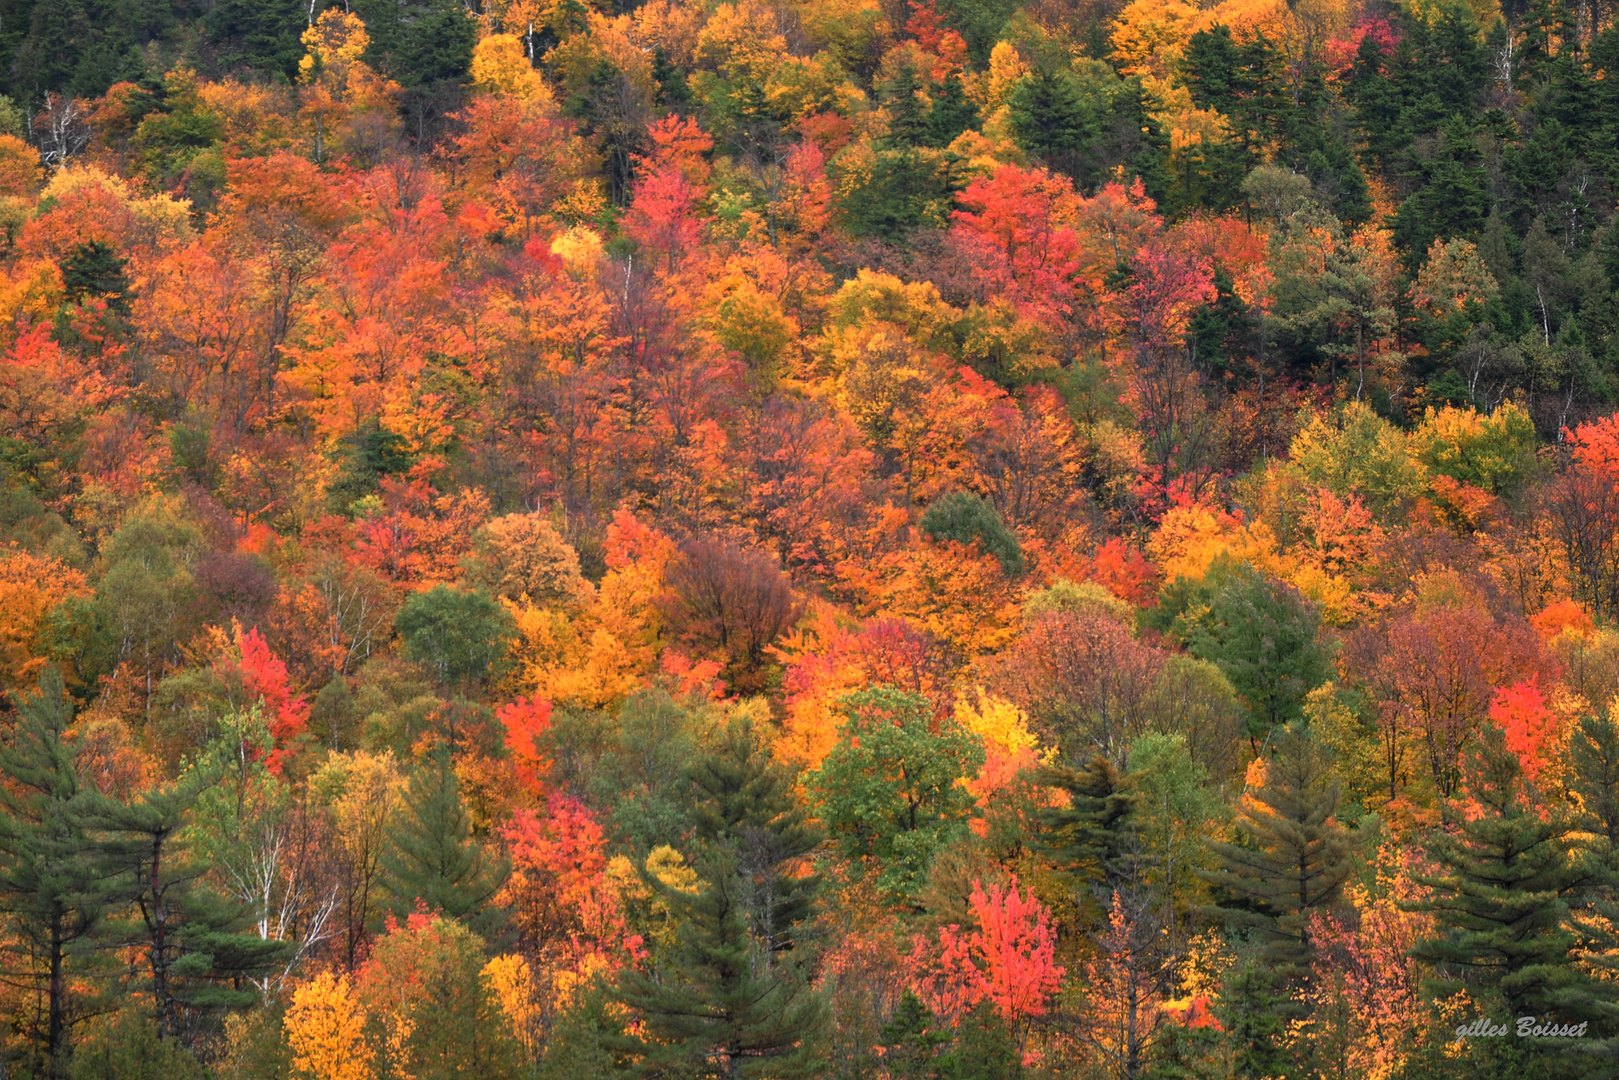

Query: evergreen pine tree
<box><xmin>879</xmin><ymin>991</ymin><xmax>948</xmax><ymax>1080</ymax></box>
<box><xmin>1567</xmin><ymin>709</ymin><xmax>1619</xmax><ymax>1057</ymax></box>
<box><xmin>1393</xmin><ymin>116</ymin><xmax>1490</xmax><ymax>267</ymax></box>
<box><xmin>1037</xmin><ymin>754</ymin><xmax>1134</xmax><ymax>895</ymax></box>
<box><xmin>59</xmin><ymin>241</ymin><xmax>131</xmax><ymax>314</ymax></box>
<box><xmin>924</xmin><ymin>73</ymin><xmax>978</xmax><ymax>149</ymax></box>
<box><xmin>379</xmin><ymin>749</ymin><xmax>506</xmax><ymax>926</ymax></box>
<box><xmin>880</xmin><ymin>65</ymin><xmax>930</xmax><ymax>148</ymax></box>
<box><xmin>0</xmin><ymin>667</ymin><xmax>109</xmax><ymax>1076</ymax></box>
<box><xmin>1008</xmin><ymin>67</ymin><xmax>1092</xmax><ymax>175</ymax></box>
<box><xmin>1571</xmin><ymin>709</ymin><xmax>1619</xmax><ymax>855</ymax></box>
<box><xmin>686</xmin><ymin>714</ymin><xmax>822</xmax><ymax>954</ymax></box>
<box><xmin>395</xmin><ymin>0</ymin><xmax>475</xmax><ymax>88</ymax></box>
<box><xmin>612</xmin><ymin>716</ymin><xmax>827</xmax><ymax>1076</ymax></box>
<box><xmin>609</xmin><ymin>844</ymin><xmax>827</xmax><ymax>1078</ymax></box>
<box><xmin>1200</xmin><ymin>731</ymin><xmax>1357</xmax><ymax>981</ymax></box>
<box><xmin>1214</xmin><ymin>961</ymin><xmax>1288</xmax><ymax>1080</ymax></box>
<box><xmin>939</xmin><ymin>1002</ymin><xmax>1023</xmax><ymax>1080</ymax></box>
<box><xmin>204</xmin><ymin>0</ymin><xmax>305</xmax><ymax>81</ymax></box>
<box><xmin>86</xmin><ymin>776</ymin><xmax>289</xmax><ymax>1039</ymax></box>
<box><xmin>652</xmin><ymin>44</ymin><xmax>692</xmax><ymax>111</ymax></box>
<box><xmin>1408</xmin><ymin>720</ymin><xmax>1594</xmax><ymax>1019</ymax></box>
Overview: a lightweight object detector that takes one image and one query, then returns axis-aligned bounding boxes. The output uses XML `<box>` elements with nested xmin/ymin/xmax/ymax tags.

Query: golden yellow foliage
<box><xmin>954</xmin><ymin>688</ymin><xmax>1042</xmax><ymax>759</ymax></box>
<box><xmin>502</xmin><ymin>512</ymin><xmax>670</xmax><ymax>709</ymax></box>
<box><xmin>705</xmin><ymin>273</ymin><xmax>800</xmax><ymax>376</ymax></box>
<box><xmin>550</xmin><ymin>225</ymin><xmax>605</xmax><ymax>278</ymax></box>
<box><xmin>1110</xmin><ymin>0</ymin><xmax>1202</xmax><ymax>86</ymax></box>
<box><xmin>1147</xmin><ymin>504</ymin><xmax>1278</xmax><ymax>584</ymax></box>
<box><xmin>471</xmin><ymin>34</ymin><xmax>550</xmax><ymax>99</ymax></box>
<box><xmin>647</xmin><ymin>844</ymin><xmax>700</xmax><ymax>894</ymax></box>
<box><xmin>552</xmin><ymin>951</ymin><xmax>613</xmax><ymax>1011</ymax></box>
<box><xmin>482</xmin><ymin>954</ymin><xmax>542</xmax><ymax>1058</ymax></box>
<box><xmin>299</xmin><ymin>9</ymin><xmax>370</xmax><ymax>84</ymax></box>
<box><xmin>696</xmin><ymin>0</ymin><xmax>789</xmax><ymax>82</ymax></box>
<box><xmin>465</xmin><ymin>511</ymin><xmax>592</xmax><ymax>606</ymax></box>
<box><xmin>504</xmin><ymin>599</ymin><xmax>646</xmax><ymax>709</ymax></box>
<box><xmin>286</xmin><ymin>971</ymin><xmax>372</xmax><ymax>1080</ymax></box>
<box><xmin>975</xmin><ymin>41</ymin><xmax>1029</xmax><ymax>112</ymax></box>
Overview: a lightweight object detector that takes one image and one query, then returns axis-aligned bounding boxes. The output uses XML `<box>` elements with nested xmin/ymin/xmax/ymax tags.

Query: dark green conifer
<box><xmin>610</xmin><ymin>845</ymin><xmax>826</xmax><ymax>1078</ymax></box>
<box><xmin>881</xmin><ymin>65</ymin><xmax>930</xmax><ymax>148</ymax></box>
<box><xmin>879</xmin><ymin>991</ymin><xmax>948</xmax><ymax>1080</ymax></box>
<box><xmin>1009</xmin><ymin>68</ymin><xmax>1091</xmax><ymax>170</ymax></box>
<box><xmin>1408</xmin><ymin>721</ymin><xmax>1592</xmax><ymax>1019</ymax></box>
<box><xmin>611</xmin><ymin>714</ymin><xmax>827</xmax><ymax>1076</ymax></box>
<box><xmin>1200</xmin><ymin>731</ymin><xmax>1357</xmax><ymax>981</ymax></box>
<box><xmin>0</xmin><ymin>668</ymin><xmax>109</xmax><ymax>1075</ymax></box>
<box><xmin>86</xmin><ymin>776</ymin><xmax>289</xmax><ymax>1038</ymax></box>
<box><xmin>925</xmin><ymin>73</ymin><xmax>978</xmax><ymax>149</ymax></box>
<box><xmin>687</xmin><ymin>714</ymin><xmax>822</xmax><ymax>953</ymax></box>
<box><xmin>379</xmin><ymin>750</ymin><xmax>506</xmax><ymax>925</ymax></box>
<box><xmin>939</xmin><ymin>1002</ymin><xmax>1022</xmax><ymax>1080</ymax></box>
<box><xmin>1037</xmin><ymin>754</ymin><xmax>1134</xmax><ymax>894</ymax></box>
<box><xmin>1214</xmin><ymin>961</ymin><xmax>1288</xmax><ymax>1080</ymax></box>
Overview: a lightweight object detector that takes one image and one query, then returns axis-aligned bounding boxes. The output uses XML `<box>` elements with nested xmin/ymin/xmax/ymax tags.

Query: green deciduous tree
<box><xmin>393</xmin><ymin>585</ymin><xmax>515</xmax><ymax>693</ymax></box>
<box><xmin>1153</xmin><ymin>558</ymin><xmax>1329</xmax><ymax>742</ymax></box>
<box><xmin>919</xmin><ymin>492</ymin><xmax>1023</xmax><ymax>575</ymax></box>
<box><xmin>807</xmin><ymin>686</ymin><xmax>983</xmax><ymax>899</ymax></box>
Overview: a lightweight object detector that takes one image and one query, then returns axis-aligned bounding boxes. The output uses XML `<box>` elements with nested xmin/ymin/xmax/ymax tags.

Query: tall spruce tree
<box><xmin>879</xmin><ymin>991</ymin><xmax>949</xmax><ymax>1079</ymax></box>
<box><xmin>925</xmin><ymin>73</ymin><xmax>978</xmax><ymax>149</ymax></box>
<box><xmin>1200</xmin><ymin>730</ymin><xmax>1358</xmax><ymax>981</ymax></box>
<box><xmin>1037</xmin><ymin>754</ymin><xmax>1135</xmax><ymax>900</ymax></box>
<box><xmin>1214</xmin><ymin>960</ymin><xmax>1290</xmax><ymax>1080</ymax></box>
<box><xmin>1567</xmin><ymin>709</ymin><xmax>1619</xmax><ymax>1058</ymax></box>
<box><xmin>686</xmin><ymin>714</ymin><xmax>822</xmax><ymax>954</ymax></box>
<box><xmin>1408</xmin><ymin>720</ymin><xmax>1594</xmax><ymax>1020</ymax></box>
<box><xmin>612</xmin><ymin>715</ymin><xmax>826</xmax><ymax>1077</ymax></box>
<box><xmin>379</xmin><ymin>749</ymin><xmax>505</xmax><ymax>926</ymax></box>
<box><xmin>0</xmin><ymin>667</ymin><xmax>109</xmax><ymax>1076</ymax></box>
<box><xmin>1008</xmin><ymin>67</ymin><xmax>1092</xmax><ymax>176</ymax></box>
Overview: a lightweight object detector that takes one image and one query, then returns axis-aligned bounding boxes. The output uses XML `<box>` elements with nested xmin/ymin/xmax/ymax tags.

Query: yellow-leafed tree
<box><xmin>285</xmin><ymin>971</ymin><xmax>372</xmax><ymax>1080</ymax></box>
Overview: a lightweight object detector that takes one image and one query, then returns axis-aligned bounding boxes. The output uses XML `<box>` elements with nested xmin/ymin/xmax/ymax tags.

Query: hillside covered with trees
<box><xmin>6</xmin><ymin>0</ymin><xmax>1619</xmax><ymax>1076</ymax></box>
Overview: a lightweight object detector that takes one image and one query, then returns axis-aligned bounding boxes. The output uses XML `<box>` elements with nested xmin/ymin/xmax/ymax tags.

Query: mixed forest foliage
<box><xmin>10</xmin><ymin>0</ymin><xmax>1619</xmax><ymax>1076</ymax></box>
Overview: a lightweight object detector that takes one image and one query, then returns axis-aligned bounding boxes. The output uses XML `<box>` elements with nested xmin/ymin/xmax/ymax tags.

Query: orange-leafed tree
<box><xmin>497</xmin><ymin>793</ymin><xmax>639</xmax><ymax>970</ymax></box>
<box><xmin>234</xmin><ymin>625</ymin><xmax>311</xmax><ymax>773</ymax></box>
<box><xmin>0</xmin><ymin>550</ymin><xmax>89</xmax><ymax>693</ymax></box>
<box><xmin>495</xmin><ymin>696</ymin><xmax>553</xmax><ymax>799</ymax></box>
<box><xmin>622</xmin><ymin>167</ymin><xmax>702</xmax><ymax>273</ymax></box>
<box><xmin>1489</xmin><ymin>678</ymin><xmax>1559</xmax><ymax>786</ymax></box>
<box><xmin>1368</xmin><ymin>579</ymin><xmax>1549</xmax><ymax>803</ymax></box>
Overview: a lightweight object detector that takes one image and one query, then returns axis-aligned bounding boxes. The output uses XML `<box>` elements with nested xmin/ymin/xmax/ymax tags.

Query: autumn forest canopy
<box><xmin>13</xmin><ymin>0</ymin><xmax>1619</xmax><ymax>1076</ymax></box>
